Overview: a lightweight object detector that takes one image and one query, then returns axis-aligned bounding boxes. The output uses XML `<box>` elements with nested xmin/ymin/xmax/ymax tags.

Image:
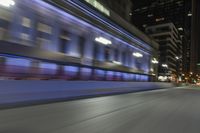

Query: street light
<box><xmin>188</xmin><ymin>13</ymin><xmax>192</xmax><ymax>16</ymax></box>
<box><xmin>151</xmin><ymin>58</ymin><xmax>159</xmax><ymax>64</ymax></box>
<box><xmin>0</xmin><ymin>0</ymin><xmax>15</xmax><ymax>7</ymax></box>
<box><xmin>132</xmin><ymin>52</ymin><xmax>143</xmax><ymax>58</ymax></box>
<box><xmin>95</xmin><ymin>37</ymin><xmax>112</xmax><ymax>45</ymax></box>
<box><xmin>162</xmin><ymin>64</ymin><xmax>168</xmax><ymax>68</ymax></box>
<box><xmin>175</xmin><ymin>56</ymin><xmax>179</xmax><ymax>60</ymax></box>
<box><xmin>175</xmin><ymin>56</ymin><xmax>182</xmax><ymax>60</ymax></box>
<box><xmin>178</xmin><ymin>27</ymin><xmax>183</xmax><ymax>31</ymax></box>
<box><xmin>188</xmin><ymin>11</ymin><xmax>192</xmax><ymax>17</ymax></box>
<box><xmin>112</xmin><ymin>61</ymin><xmax>122</xmax><ymax>65</ymax></box>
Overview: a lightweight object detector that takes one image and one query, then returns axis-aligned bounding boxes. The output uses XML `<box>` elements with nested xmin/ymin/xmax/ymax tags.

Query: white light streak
<box><xmin>95</xmin><ymin>37</ymin><xmax>112</xmax><ymax>45</ymax></box>
<box><xmin>133</xmin><ymin>52</ymin><xmax>143</xmax><ymax>58</ymax></box>
<box><xmin>0</xmin><ymin>0</ymin><xmax>15</xmax><ymax>7</ymax></box>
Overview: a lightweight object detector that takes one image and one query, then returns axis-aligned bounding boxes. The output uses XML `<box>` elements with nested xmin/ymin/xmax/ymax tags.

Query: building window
<box><xmin>0</xmin><ymin>8</ymin><xmax>11</xmax><ymax>21</ymax></box>
<box><xmin>59</xmin><ymin>30</ymin><xmax>70</xmax><ymax>53</ymax></box>
<box><xmin>84</xmin><ymin>0</ymin><xmax>110</xmax><ymax>16</ymax></box>
<box><xmin>0</xmin><ymin>28</ymin><xmax>6</xmax><ymax>40</ymax></box>
<box><xmin>0</xmin><ymin>8</ymin><xmax>11</xmax><ymax>40</ymax></box>
<box><xmin>21</xmin><ymin>33</ymin><xmax>30</xmax><ymax>41</ymax></box>
<box><xmin>37</xmin><ymin>23</ymin><xmax>52</xmax><ymax>34</ymax></box>
<box><xmin>22</xmin><ymin>17</ymin><xmax>31</xmax><ymax>28</ymax></box>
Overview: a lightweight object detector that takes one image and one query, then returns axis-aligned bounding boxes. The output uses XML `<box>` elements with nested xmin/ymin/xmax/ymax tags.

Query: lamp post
<box><xmin>175</xmin><ymin>56</ymin><xmax>182</xmax><ymax>83</ymax></box>
<box><xmin>151</xmin><ymin>58</ymin><xmax>159</xmax><ymax>81</ymax></box>
<box><xmin>160</xmin><ymin>63</ymin><xmax>169</xmax><ymax>81</ymax></box>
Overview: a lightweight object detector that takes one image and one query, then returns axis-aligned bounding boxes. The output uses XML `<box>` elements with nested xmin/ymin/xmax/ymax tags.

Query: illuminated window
<box><xmin>37</xmin><ymin>23</ymin><xmax>52</xmax><ymax>34</ymax></box>
<box><xmin>22</xmin><ymin>17</ymin><xmax>31</xmax><ymax>28</ymax></box>
<box><xmin>155</xmin><ymin>17</ymin><xmax>165</xmax><ymax>22</ymax></box>
<box><xmin>0</xmin><ymin>8</ymin><xmax>11</xmax><ymax>21</ymax></box>
<box><xmin>21</xmin><ymin>33</ymin><xmax>30</xmax><ymax>41</ymax></box>
<box><xmin>0</xmin><ymin>28</ymin><xmax>6</xmax><ymax>40</ymax></box>
<box><xmin>84</xmin><ymin>0</ymin><xmax>110</xmax><ymax>16</ymax></box>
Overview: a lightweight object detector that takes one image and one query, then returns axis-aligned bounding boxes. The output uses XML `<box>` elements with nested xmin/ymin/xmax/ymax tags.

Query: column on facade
<box><xmin>111</xmin><ymin>40</ymin><xmax>116</xmax><ymax>62</ymax></box>
<box><xmin>123</xmin><ymin>46</ymin><xmax>130</xmax><ymax>67</ymax></box>
<box><xmin>59</xmin><ymin>30</ymin><xmax>80</xmax><ymax>79</ymax></box>
<box><xmin>51</xmin><ymin>18</ymin><xmax>60</xmax><ymax>52</ymax></box>
<box><xmin>146</xmin><ymin>55</ymin><xmax>151</xmax><ymax>73</ymax></box>
<box><xmin>130</xmin><ymin>49</ymin><xmax>136</xmax><ymax>69</ymax></box>
<box><xmin>108</xmin><ymin>45</ymin><xmax>115</xmax><ymax>61</ymax></box>
<box><xmin>125</xmin><ymin>48</ymin><xmax>132</xmax><ymax>68</ymax></box>
<box><xmin>117</xmin><ymin>44</ymin><xmax>123</xmax><ymax>63</ymax></box>
<box><xmin>141</xmin><ymin>54</ymin><xmax>150</xmax><ymax>73</ymax></box>
<box><xmin>92</xmin><ymin>33</ymin><xmax>105</xmax><ymax>62</ymax></box>
<box><xmin>83</xmin><ymin>31</ymin><xmax>94</xmax><ymax>61</ymax></box>
<box><xmin>28</xmin><ymin>11</ymin><xmax>38</xmax><ymax>46</ymax></box>
<box><xmin>104</xmin><ymin>42</ymin><xmax>114</xmax><ymax>80</ymax></box>
<box><xmin>98</xmin><ymin>44</ymin><xmax>105</xmax><ymax>62</ymax></box>
<box><xmin>52</xmin><ymin>20</ymin><xmax>65</xmax><ymax>78</ymax></box>
<box><xmin>67</xmin><ymin>32</ymin><xmax>81</xmax><ymax>58</ymax></box>
<box><xmin>80</xmin><ymin>31</ymin><xmax>94</xmax><ymax>79</ymax></box>
<box><xmin>120</xmin><ymin>45</ymin><xmax>125</xmax><ymax>65</ymax></box>
<box><xmin>9</xmin><ymin>6</ymin><xmax>22</xmax><ymax>42</ymax></box>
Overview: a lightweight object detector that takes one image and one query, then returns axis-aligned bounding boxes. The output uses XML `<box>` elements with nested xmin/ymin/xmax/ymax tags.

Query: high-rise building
<box><xmin>146</xmin><ymin>23</ymin><xmax>182</xmax><ymax>81</ymax></box>
<box><xmin>190</xmin><ymin>0</ymin><xmax>200</xmax><ymax>74</ymax></box>
<box><xmin>132</xmin><ymin>0</ymin><xmax>192</xmax><ymax>74</ymax></box>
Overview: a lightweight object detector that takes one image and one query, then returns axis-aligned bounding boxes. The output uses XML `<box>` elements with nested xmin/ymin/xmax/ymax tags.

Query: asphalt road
<box><xmin>0</xmin><ymin>86</ymin><xmax>200</xmax><ymax>133</ymax></box>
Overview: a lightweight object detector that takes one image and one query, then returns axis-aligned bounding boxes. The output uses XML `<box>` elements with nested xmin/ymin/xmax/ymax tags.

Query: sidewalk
<box><xmin>0</xmin><ymin>80</ymin><xmax>177</xmax><ymax>108</ymax></box>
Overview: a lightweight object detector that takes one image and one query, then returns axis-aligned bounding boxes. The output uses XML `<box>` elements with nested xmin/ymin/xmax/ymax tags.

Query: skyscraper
<box><xmin>190</xmin><ymin>0</ymin><xmax>200</xmax><ymax>74</ymax></box>
<box><xmin>146</xmin><ymin>23</ymin><xmax>182</xmax><ymax>81</ymax></box>
<box><xmin>131</xmin><ymin>0</ymin><xmax>192</xmax><ymax>74</ymax></box>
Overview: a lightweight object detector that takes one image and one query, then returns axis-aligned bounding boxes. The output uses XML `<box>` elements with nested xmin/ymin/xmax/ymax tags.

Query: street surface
<box><xmin>0</xmin><ymin>86</ymin><xmax>200</xmax><ymax>133</ymax></box>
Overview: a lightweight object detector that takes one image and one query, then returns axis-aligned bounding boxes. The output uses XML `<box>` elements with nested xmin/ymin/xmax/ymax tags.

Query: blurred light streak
<box><xmin>0</xmin><ymin>0</ymin><xmax>15</xmax><ymax>7</ymax></box>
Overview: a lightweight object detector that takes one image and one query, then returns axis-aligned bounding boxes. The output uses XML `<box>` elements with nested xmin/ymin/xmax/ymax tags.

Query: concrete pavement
<box><xmin>0</xmin><ymin>86</ymin><xmax>200</xmax><ymax>133</ymax></box>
